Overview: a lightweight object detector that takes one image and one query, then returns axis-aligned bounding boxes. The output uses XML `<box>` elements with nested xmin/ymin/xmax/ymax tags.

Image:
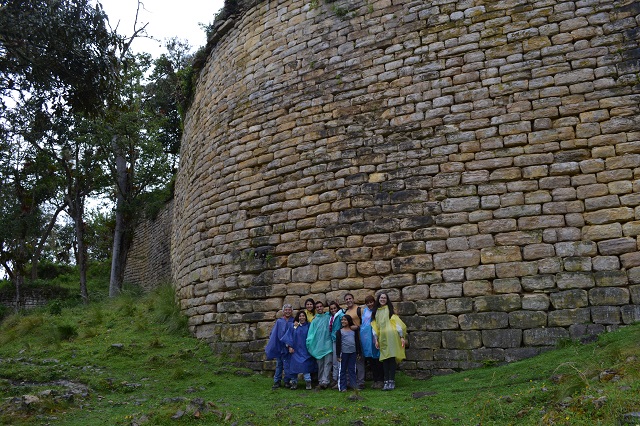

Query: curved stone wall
<box><xmin>172</xmin><ymin>0</ymin><xmax>640</xmax><ymax>375</ymax></box>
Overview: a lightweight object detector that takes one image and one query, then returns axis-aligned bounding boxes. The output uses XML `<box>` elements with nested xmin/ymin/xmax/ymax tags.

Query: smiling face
<box><xmin>315</xmin><ymin>302</ymin><xmax>324</xmax><ymax>314</ymax></box>
<box><xmin>366</xmin><ymin>299</ymin><xmax>375</xmax><ymax>310</ymax></box>
<box><xmin>297</xmin><ymin>312</ymin><xmax>307</xmax><ymax>324</ymax></box>
<box><xmin>305</xmin><ymin>300</ymin><xmax>314</xmax><ymax>311</ymax></box>
<box><xmin>340</xmin><ymin>316</ymin><xmax>349</xmax><ymax>327</ymax></box>
<box><xmin>329</xmin><ymin>304</ymin><xmax>339</xmax><ymax>315</ymax></box>
<box><xmin>283</xmin><ymin>306</ymin><xmax>293</xmax><ymax>318</ymax></box>
<box><xmin>378</xmin><ymin>293</ymin><xmax>388</xmax><ymax>306</ymax></box>
<box><xmin>344</xmin><ymin>294</ymin><xmax>354</xmax><ymax>308</ymax></box>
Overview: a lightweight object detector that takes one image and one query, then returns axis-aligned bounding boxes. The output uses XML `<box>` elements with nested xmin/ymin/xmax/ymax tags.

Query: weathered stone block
<box><xmin>463</xmin><ymin>280</ymin><xmax>492</xmax><ymax>296</ymax></box>
<box><xmin>459</xmin><ymin>312</ymin><xmax>509</xmax><ymax>330</ymax></box>
<box><xmin>446</xmin><ymin>298</ymin><xmax>473</xmax><ymax>314</ymax></box>
<box><xmin>433</xmin><ymin>250</ymin><xmax>481</xmax><ymax>269</ymax></box>
<box><xmin>548</xmin><ymin>308</ymin><xmax>591</xmax><ymax>326</ymax></box>
<box><xmin>425</xmin><ymin>314</ymin><xmax>459</xmax><ymax>331</ymax></box>
<box><xmin>493</xmin><ymin>278</ymin><xmax>522</xmax><ymax>293</ymax></box>
<box><xmin>410</xmin><ymin>331</ymin><xmax>442</xmax><ymax>349</ymax></box>
<box><xmin>474</xmin><ymin>294</ymin><xmax>522</xmax><ymax>312</ymax></box>
<box><xmin>551</xmin><ymin>290</ymin><xmax>588</xmax><ymax>309</ymax></box>
<box><xmin>442</xmin><ymin>331</ymin><xmax>482</xmax><ymax>349</ymax></box>
<box><xmin>220</xmin><ymin>323</ymin><xmax>253</xmax><ymax>342</ymax></box>
<box><xmin>589</xmin><ymin>287</ymin><xmax>629</xmax><ymax>305</ymax></box>
<box><xmin>495</xmin><ymin>261</ymin><xmax>538</xmax><ymax>278</ymax></box>
<box><xmin>523</xmin><ymin>327</ymin><xmax>569</xmax><ymax>346</ymax></box>
<box><xmin>590</xmin><ymin>306</ymin><xmax>621</xmax><ymax>324</ymax></box>
<box><xmin>621</xmin><ymin>305</ymin><xmax>640</xmax><ymax>324</ymax></box>
<box><xmin>597</xmin><ymin>237</ymin><xmax>637</xmax><ymax>255</ymax></box>
<box><xmin>595</xmin><ymin>270</ymin><xmax>628</xmax><ymax>287</ymax></box>
<box><xmin>392</xmin><ymin>255</ymin><xmax>434</xmax><ymax>273</ymax></box>
<box><xmin>509</xmin><ymin>311</ymin><xmax>547</xmax><ymax>328</ymax></box>
<box><xmin>481</xmin><ymin>246</ymin><xmax>522</xmax><ymax>263</ymax></box>
<box><xmin>381</xmin><ymin>274</ymin><xmax>415</xmax><ymax>288</ymax></box>
<box><xmin>556</xmin><ymin>272</ymin><xmax>595</xmax><ymax>289</ymax></box>
<box><xmin>318</xmin><ymin>262</ymin><xmax>347</xmax><ymax>280</ymax></box>
<box><xmin>522</xmin><ymin>274</ymin><xmax>555</xmax><ymax>291</ymax></box>
<box><xmin>416</xmin><ymin>299</ymin><xmax>447</xmax><ymax>315</ymax></box>
<box><xmin>402</xmin><ymin>284</ymin><xmax>430</xmax><ymax>301</ymax></box>
<box><xmin>482</xmin><ymin>329</ymin><xmax>522</xmax><ymax>348</ymax></box>
<box><xmin>430</xmin><ymin>282</ymin><xmax>463</xmax><ymax>298</ymax></box>
<box><xmin>522</xmin><ymin>294</ymin><xmax>550</xmax><ymax>311</ymax></box>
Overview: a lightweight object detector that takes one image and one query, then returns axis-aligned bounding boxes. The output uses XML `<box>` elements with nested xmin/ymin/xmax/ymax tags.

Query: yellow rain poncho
<box><xmin>371</xmin><ymin>306</ymin><xmax>407</xmax><ymax>362</ymax></box>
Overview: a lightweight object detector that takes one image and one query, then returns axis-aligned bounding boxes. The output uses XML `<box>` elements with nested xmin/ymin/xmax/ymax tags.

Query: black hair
<box><xmin>371</xmin><ymin>292</ymin><xmax>394</xmax><ymax>319</ymax></box>
<box><xmin>295</xmin><ymin>310</ymin><xmax>308</xmax><ymax>322</ymax></box>
<box><xmin>304</xmin><ymin>298</ymin><xmax>315</xmax><ymax>313</ymax></box>
<box><xmin>341</xmin><ymin>314</ymin><xmax>354</xmax><ymax>328</ymax></box>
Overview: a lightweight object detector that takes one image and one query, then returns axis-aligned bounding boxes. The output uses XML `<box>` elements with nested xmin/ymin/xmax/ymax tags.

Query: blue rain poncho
<box><xmin>306</xmin><ymin>311</ymin><xmax>333</xmax><ymax>359</ymax></box>
<box><xmin>264</xmin><ymin>316</ymin><xmax>294</xmax><ymax>360</ymax></box>
<box><xmin>281</xmin><ymin>322</ymin><xmax>317</xmax><ymax>374</ymax></box>
<box><xmin>359</xmin><ymin>306</ymin><xmax>380</xmax><ymax>358</ymax></box>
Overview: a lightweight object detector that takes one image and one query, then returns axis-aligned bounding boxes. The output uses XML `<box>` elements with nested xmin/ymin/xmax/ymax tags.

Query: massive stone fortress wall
<box><xmin>172</xmin><ymin>0</ymin><xmax>640</xmax><ymax>375</ymax></box>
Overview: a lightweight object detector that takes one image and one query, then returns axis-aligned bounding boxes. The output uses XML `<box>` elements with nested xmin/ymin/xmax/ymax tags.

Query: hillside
<box><xmin>1</xmin><ymin>287</ymin><xmax>639</xmax><ymax>425</ymax></box>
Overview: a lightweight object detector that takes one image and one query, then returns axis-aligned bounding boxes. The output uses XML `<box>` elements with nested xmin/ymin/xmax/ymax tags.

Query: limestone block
<box><xmin>563</xmin><ymin>257</ymin><xmax>592</xmax><ymax>272</ymax></box>
<box><xmin>336</xmin><ymin>247</ymin><xmax>372</xmax><ymax>261</ymax></box>
<box><xmin>522</xmin><ymin>294</ymin><xmax>550</xmax><ymax>311</ymax></box>
<box><xmin>402</xmin><ymin>284</ymin><xmax>430</xmax><ymax>301</ymax></box>
<box><xmin>221</xmin><ymin>323</ymin><xmax>253</xmax><ymax>342</ymax></box>
<box><xmin>309</xmin><ymin>249</ymin><xmax>337</xmax><ymax>265</ymax></box>
<box><xmin>252</xmin><ymin>298</ymin><xmax>284</xmax><ymax>312</ymax></box>
<box><xmin>595</xmin><ymin>270</ymin><xmax>629</xmax><ymax>287</ymax></box>
<box><xmin>292</xmin><ymin>265</ymin><xmax>318</xmax><ymax>282</ymax></box>
<box><xmin>495</xmin><ymin>261</ymin><xmax>538</xmax><ymax>278</ymax></box>
<box><xmin>459</xmin><ymin>312</ymin><xmax>508</xmax><ymax>330</ymax></box>
<box><xmin>590</xmin><ymin>306</ymin><xmax>621</xmax><ymax>324</ymax></box>
<box><xmin>285</xmin><ymin>283</ymin><xmax>311</xmax><ymax>295</ymax></box>
<box><xmin>521</xmin><ymin>274</ymin><xmax>555</xmax><ymax>291</ymax></box>
<box><xmin>318</xmin><ymin>262</ymin><xmax>348</xmax><ymax>280</ymax></box>
<box><xmin>584</xmin><ymin>207</ymin><xmax>634</xmax><ymax>225</ymax></box>
<box><xmin>621</xmin><ymin>252</ymin><xmax>640</xmax><ymax>269</ymax></box>
<box><xmin>417</xmin><ymin>299</ymin><xmax>447</xmax><ymax>315</ymax></box>
<box><xmin>416</xmin><ymin>271</ymin><xmax>443</xmax><ymax>284</ymax></box>
<box><xmin>442</xmin><ymin>331</ymin><xmax>482</xmax><ymax>349</ymax></box>
<box><xmin>410</xmin><ymin>331</ymin><xmax>442</xmax><ymax>349</ymax></box>
<box><xmin>466</xmin><ymin>264</ymin><xmax>496</xmax><ymax>280</ymax></box>
<box><xmin>551</xmin><ymin>290</ymin><xmax>589</xmax><ymax>309</ymax></box>
<box><xmin>548</xmin><ymin>308</ymin><xmax>591</xmax><ymax>327</ymax></box>
<box><xmin>589</xmin><ymin>287</ymin><xmax>629</xmax><ymax>306</ymax></box>
<box><xmin>479</xmin><ymin>219</ymin><xmax>518</xmax><ymax>233</ymax></box>
<box><xmin>356</xmin><ymin>260</ymin><xmax>391</xmax><ymax>276</ymax></box>
<box><xmin>482</xmin><ymin>329</ymin><xmax>522</xmax><ymax>348</ymax></box>
<box><xmin>555</xmin><ymin>241</ymin><xmax>598</xmax><ymax>256</ymax></box>
<box><xmin>392</xmin><ymin>254</ymin><xmax>434</xmax><ymax>273</ymax></box>
<box><xmin>522</xmin><ymin>327</ymin><xmax>569</xmax><ymax>346</ymax></box>
<box><xmin>430</xmin><ymin>282</ymin><xmax>463</xmax><ymax>298</ymax></box>
<box><xmin>518</xmin><ymin>215</ymin><xmax>565</xmax><ymax>230</ymax></box>
<box><xmin>621</xmin><ymin>305</ymin><xmax>640</xmax><ymax>324</ymax></box>
<box><xmin>481</xmin><ymin>246</ymin><xmax>522</xmax><ymax>263</ymax></box>
<box><xmin>474</xmin><ymin>294</ymin><xmax>521</xmax><ymax>312</ymax></box>
<box><xmin>381</xmin><ymin>273</ymin><xmax>415</xmax><ymax>288</ymax></box>
<box><xmin>593</xmin><ymin>256</ymin><xmax>620</xmax><ymax>271</ymax></box>
<box><xmin>597</xmin><ymin>237</ymin><xmax>637</xmax><ymax>255</ymax></box>
<box><xmin>509</xmin><ymin>311</ymin><xmax>547</xmax><ymax>328</ymax></box>
<box><xmin>433</xmin><ymin>250</ymin><xmax>481</xmax><ymax>269</ymax></box>
<box><xmin>523</xmin><ymin>244</ymin><xmax>555</xmax><ymax>260</ymax></box>
<box><xmin>495</xmin><ymin>231</ymin><xmax>543</xmax><ymax>246</ymax></box>
<box><xmin>446</xmin><ymin>298</ymin><xmax>473</xmax><ymax>314</ymax></box>
<box><xmin>425</xmin><ymin>314</ymin><xmax>459</xmax><ymax>331</ymax></box>
<box><xmin>556</xmin><ymin>272</ymin><xmax>595</xmax><ymax>289</ymax></box>
<box><xmin>493</xmin><ymin>278</ymin><xmax>522</xmax><ymax>293</ymax></box>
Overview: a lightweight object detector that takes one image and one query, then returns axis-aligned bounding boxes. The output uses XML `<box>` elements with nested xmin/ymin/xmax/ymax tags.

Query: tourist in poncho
<box><xmin>306</xmin><ymin>300</ymin><xmax>333</xmax><ymax>389</ymax></box>
<box><xmin>264</xmin><ymin>303</ymin><xmax>295</xmax><ymax>389</ymax></box>
<box><xmin>361</xmin><ymin>294</ymin><xmax>384</xmax><ymax>389</ymax></box>
<box><xmin>281</xmin><ymin>311</ymin><xmax>317</xmax><ymax>390</ymax></box>
<box><xmin>343</xmin><ymin>293</ymin><xmax>365</xmax><ymax>389</ymax></box>
<box><xmin>371</xmin><ymin>292</ymin><xmax>406</xmax><ymax>391</ymax></box>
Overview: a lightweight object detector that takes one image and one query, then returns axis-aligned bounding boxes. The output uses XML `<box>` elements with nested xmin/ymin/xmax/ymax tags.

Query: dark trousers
<box><xmin>382</xmin><ymin>357</ymin><xmax>397</xmax><ymax>381</ymax></box>
<box><xmin>366</xmin><ymin>357</ymin><xmax>384</xmax><ymax>382</ymax></box>
<box><xmin>338</xmin><ymin>352</ymin><xmax>357</xmax><ymax>391</ymax></box>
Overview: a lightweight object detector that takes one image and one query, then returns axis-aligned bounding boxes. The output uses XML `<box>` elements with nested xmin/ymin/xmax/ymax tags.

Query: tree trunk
<box><xmin>69</xmin><ymin>193</ymin><xmax>89</xmax><ymax>304</ymax></box>
<box><xmin>31</xmin><ymin>203</ymin><xmax>67</xmax><ymax>281</ymax></box>
<box><xmin>109</xmin><ymin>140</ymin><xmax>131</xmax><ymax>297</ymax></box>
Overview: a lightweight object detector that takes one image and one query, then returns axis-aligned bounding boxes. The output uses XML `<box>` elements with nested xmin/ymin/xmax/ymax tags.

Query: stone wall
<box><xmin>124</xmin><ymin>201</ymin><xmax>173</xmax><ymax>290</ymax></box>
<box><xmin>172</xmin><ymin>0</ymin><xmax>640</xmax><ymax>376</ymax></box>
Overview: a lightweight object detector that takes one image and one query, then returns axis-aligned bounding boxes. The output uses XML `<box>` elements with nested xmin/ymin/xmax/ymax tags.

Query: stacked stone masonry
<box><xmin>124</xmin><ymin>202</ymin><xmax>173</xmax><ymax>290</ymax></box>
<box><xmin>171</xmin><ymin>0</ymin><xmax>640</xmax><ymax>377</ymax></box>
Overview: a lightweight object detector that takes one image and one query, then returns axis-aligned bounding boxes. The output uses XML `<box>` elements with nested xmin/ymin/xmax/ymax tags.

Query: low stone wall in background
<box><xmin>124</xmin><ymin>201</ymin><xmax>173</xmax><ymax>290</ymax></box>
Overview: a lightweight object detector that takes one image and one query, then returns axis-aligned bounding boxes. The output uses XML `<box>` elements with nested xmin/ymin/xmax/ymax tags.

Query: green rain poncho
<box><xmin>306</xmin><ymin>311</ymin><xmax>332</xmax><ymax>359</ymax></box>
<box><xmin>371</xmin><ymin>306</ymin><xmax>407</xmax><ymax>362</ymax></box>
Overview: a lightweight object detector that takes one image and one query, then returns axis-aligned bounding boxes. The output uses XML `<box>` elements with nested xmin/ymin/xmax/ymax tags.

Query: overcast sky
<box><xmin>100</xmin><ymin>0</ymin><xmax>225</xmax><ymax>57</ymax></box>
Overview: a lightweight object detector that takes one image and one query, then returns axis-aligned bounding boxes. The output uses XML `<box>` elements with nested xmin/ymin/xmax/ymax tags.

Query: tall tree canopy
<box><xmin>0</xmin><ymin>0</ymin><xmax>118</xmax><ymax>115</ymax></box>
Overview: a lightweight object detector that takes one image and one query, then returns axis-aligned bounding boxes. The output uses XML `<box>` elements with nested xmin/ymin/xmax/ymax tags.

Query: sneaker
<box><xmin>306</xmin><ymin>381</ymin><xmax>312</xmax><ymax>390</ymax></box>
<box><xmin>358</xmin><ymin>384</ymin><xmax>365</xmax><ymax>390</ymax></box>
<box><xmin>290</xmin><ymin>382</ymin><xmax>298</xmax><ymax>390</ymax></box>
<box><xmin>271</xmin><ymin>381</ymin><xmax>281</xmax><ymax>390</ymax></box>
<box><xmin>382</xmin><ymin>381</ymin><xmax>390</xmax><ymax>391</ymax></box>
<box><xmin>283</xmin><ymin>381</ymin><xmax>291</xmax><ymax>389</ymax></box>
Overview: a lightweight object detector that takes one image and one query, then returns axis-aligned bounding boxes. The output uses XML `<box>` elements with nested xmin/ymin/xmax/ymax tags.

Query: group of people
<box><xmin>265</xmin><ymin>292</ymin><xmax>407</xmax><ymax>392</ymax></box>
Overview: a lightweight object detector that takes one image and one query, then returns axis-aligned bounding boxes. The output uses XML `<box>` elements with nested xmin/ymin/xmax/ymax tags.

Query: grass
<box><xmin>1</xmin><ymin>286</ymin><xmax>640</xmax><ymax>425</ymax></box>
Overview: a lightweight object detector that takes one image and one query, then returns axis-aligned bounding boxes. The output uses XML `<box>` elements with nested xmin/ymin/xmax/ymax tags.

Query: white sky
<box><xmin>101</xmin><ymin>0</ymin><xmax>225</xmax><ymax>57</ymax></box>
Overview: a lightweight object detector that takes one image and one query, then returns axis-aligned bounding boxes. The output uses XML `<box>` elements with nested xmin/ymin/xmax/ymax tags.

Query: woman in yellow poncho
<box><xmin>371</xmin><ymin>292</ymin><xmax>406</xmax><ymax>391</ymax></box>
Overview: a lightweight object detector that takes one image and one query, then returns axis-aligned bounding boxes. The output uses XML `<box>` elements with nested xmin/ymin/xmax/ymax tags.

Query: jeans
<box><xmin>274</xmin><ymin>354</ymin><xmax>294</xmax><ymax>384</ymax></box>
<box><xmin>338</xmin><ymin>352</ymin><xmax>357</xmax><ymax>391</ymax></box>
